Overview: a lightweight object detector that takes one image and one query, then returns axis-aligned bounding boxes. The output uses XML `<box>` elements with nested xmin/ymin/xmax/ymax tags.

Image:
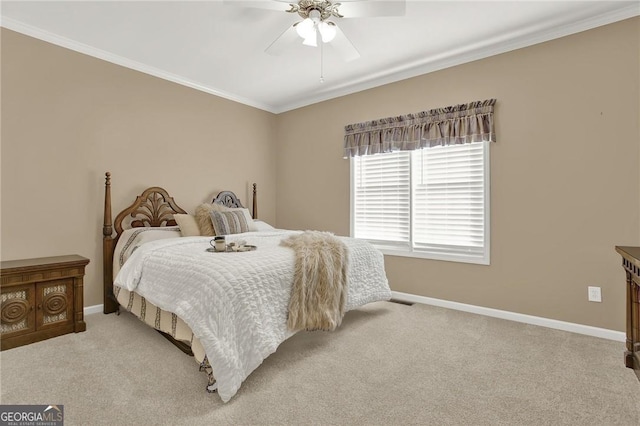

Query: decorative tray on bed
<box><xmin>206</xmin><ymin>244</ymin><xmax>257</xmax><ymax>253</ymax></box>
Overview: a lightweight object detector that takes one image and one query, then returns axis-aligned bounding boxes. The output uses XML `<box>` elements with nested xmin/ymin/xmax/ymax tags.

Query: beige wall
<box><xmin>2</xmin><ymin>18</ymin><xmax>639</xmax><ymax>331</ymax></box>
<box><xmin>276</xmin><ymin>17</ymin><xmax>640</xmax><ymax>331</ymax></box>
<box><xmin>0</xmin><ymin>29</ymin><xmax>277</xmax><ymax>307</ymax></box>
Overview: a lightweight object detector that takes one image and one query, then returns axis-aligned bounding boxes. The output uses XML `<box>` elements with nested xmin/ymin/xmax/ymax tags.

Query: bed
<box><xmin>102</xmin><ymin>172</ymin><xmax>391</xmax><ymax>402</ymax></box>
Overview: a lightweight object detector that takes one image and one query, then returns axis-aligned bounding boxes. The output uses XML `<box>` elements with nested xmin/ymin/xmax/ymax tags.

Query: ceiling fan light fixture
<box><xmin>296</xmin><ymin>17</ymin><xmax>315</xmax><ymax>39</ymax></box>
<box><xmin>318</xmin><ymin>21</ymin><xmax>336</xmax><ymax>43</ymax></box>
<box><xmin>308</xmin><ymin>9</ymin><xmax>322</xmax><ymax>23</ymax></box>
<box><xmin>302</xmin><ymin>33</ymin><xmax>318</xmax><ymax>47</ymax></box>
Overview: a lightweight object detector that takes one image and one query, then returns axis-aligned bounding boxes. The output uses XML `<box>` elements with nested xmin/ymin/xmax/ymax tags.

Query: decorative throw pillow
<box><xmin>210</xmin><ymin>210</ymin><xmax>251</xmax><ymax>236</ymax></box>
<box><xmin>173</xmin><ymin>214</ymin><xmax>201</xmax><ymax>237</ymax></box>
<box><xmin>226</xmin><ymin>208</ymin><xmax>258</xmax><ymax>232</ymax></box>
<box><xmin>195</xmin><ymin>203</ymin><xmax>230</xmax><ymax>236</ymax></box>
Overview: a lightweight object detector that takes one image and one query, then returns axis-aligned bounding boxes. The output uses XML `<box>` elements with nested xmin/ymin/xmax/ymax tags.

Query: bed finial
<box><xmin>252</xmin><ymin>183</ymin><xmax>257</xmax><ymax>219</ymax></box>
<box><xmin>103</xmin><ymin>172</ymin><xmax>112</xmax><ymax>237</ymax></box>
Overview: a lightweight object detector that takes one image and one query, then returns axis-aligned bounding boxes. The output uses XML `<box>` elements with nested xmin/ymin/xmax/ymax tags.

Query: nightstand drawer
<box><xmin>1</xmin><ymin>283</ymin><xmax>36</xmax><ymax>338</ymax></box>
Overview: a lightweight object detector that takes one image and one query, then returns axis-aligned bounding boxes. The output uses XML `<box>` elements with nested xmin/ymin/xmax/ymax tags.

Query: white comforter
<box><xmin>114</xmin><ymin>230</ymin><xmax>391</xmax><ymax>402</ymax></box>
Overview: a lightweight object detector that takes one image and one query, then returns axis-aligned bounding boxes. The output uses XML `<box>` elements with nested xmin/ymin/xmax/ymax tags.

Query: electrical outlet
<box><xmin>588</xmin><ymin>286</ymin><xmax>602</xmax><ymax>302</ymax></box>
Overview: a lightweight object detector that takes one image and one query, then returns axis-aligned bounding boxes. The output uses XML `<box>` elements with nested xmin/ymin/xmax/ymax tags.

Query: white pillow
<box><xmin>174</xmin><ymin>214</ymin><xmax>201</xmax><ymax>237</ymax></box>
<box><xmin>253</xmin><ymin>220</ymin><xmax>275</xmax><ymax>231</ymax></box>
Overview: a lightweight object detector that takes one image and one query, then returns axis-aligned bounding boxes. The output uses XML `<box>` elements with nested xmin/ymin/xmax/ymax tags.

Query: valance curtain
<box><xmin>343</xmin><ymin>99</ymin><xmax>496</xmax><ymax>158</ymax></box>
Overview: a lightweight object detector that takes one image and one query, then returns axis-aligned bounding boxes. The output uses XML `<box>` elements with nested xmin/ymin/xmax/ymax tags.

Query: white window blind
<box><xmin>352</xmin><ymin>151</ymin><xmax>410</xmax><ymax>249</ymax></box>
<box><xmin>351</xmin><ymin>141</ymin><xmax>490</xmax><ymax>264</ymax></box>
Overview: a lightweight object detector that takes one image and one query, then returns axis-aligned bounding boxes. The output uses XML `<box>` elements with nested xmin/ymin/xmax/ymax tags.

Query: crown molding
<box><xmin>2</xmin><ymin>3</ymin><xmax>638</xmax><ymax>115</ymax></box>
<box><xmin>0</xmin><ymin>16</ymin><xmax>279</xmax><ymax>113</ymax></box>
<box><xmin>272</xmin><ymin>3</ymin><xmax>640</xmax><ymax>113</ymax></box>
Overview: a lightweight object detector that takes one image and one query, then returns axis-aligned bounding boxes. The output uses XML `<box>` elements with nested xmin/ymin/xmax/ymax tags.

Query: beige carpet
<box><xmin>1</xmin><ymin>301</ymin><xmax>639</xmax><ymax>425</ymax></box>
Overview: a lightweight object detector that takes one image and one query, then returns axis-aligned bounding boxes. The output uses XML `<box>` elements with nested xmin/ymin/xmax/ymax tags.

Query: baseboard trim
<box><xmin>84</xmin><ymin>304</ymin><xmax>104</xmax><ymax>316</ymax></box>
<box><xmin>391</xmin><ymin>291</ymin><xmax>625</xmax><ymax>342</ymax></box>
<box><xmin>85</xmin><ymin>295</ymin><xmax>625</xmax><ymax>342</ymax></box>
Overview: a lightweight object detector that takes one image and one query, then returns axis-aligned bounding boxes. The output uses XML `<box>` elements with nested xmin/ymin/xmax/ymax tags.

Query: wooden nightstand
<box><xmin>1</xmin><ymin>255</ymin><xmax>90</xmax><ymax>350</ymax></box>
<box><xmin>616</xmin><ymin>246</ymin><xmax>640</xmax><ymax>381</ymax></box>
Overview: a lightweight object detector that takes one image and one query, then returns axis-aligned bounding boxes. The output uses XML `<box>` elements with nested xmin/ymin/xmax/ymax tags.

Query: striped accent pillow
<box><xmin>210</xmin><ymin>210</ymin><xmax>250</xmax><ymax>235</ymax></box>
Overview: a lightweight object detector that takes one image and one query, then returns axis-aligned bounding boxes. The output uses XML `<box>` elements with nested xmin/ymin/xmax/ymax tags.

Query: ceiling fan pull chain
<box><xmin>320</xmin><ymin>38</ymin><xmax>325</xmax><ymax>83</ymax></box>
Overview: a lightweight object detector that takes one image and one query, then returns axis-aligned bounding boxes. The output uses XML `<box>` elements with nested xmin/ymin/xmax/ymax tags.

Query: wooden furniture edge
<box><xmin>1</xmin><ymin>255</ymin><xmax>89</xmax><ymax>274</ymax></box>
<box><xmin>1</xmin><ymin>255</ymin><xmax>90</xmax><ymax>350</ymax></box>
<box><xmin>615</xmin><ymin>245</ymin><xmax>640</xmax><ymax>381</ymax></box>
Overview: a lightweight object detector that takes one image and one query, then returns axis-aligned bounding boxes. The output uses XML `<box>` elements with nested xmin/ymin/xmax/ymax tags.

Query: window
<box><xmin>350</xmin><ymin>141</ymin><xmax>490</xmax><ymax>265</ymax></box>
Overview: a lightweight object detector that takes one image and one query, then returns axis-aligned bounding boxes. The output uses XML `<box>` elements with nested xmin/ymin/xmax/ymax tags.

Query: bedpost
<box><xmin>103</xmin><ymin>172</ymin><xmax>118</xmax><ymax>314</ymax></box>
<box><xmin>252</xmin><ymin>183</ymin><xmax>258</xmax><ymax>220</ymax></box>
<box><xmin>103</xmin><ymin>172</ymin><xmax>112</xmax><ymax>238</ymax></box>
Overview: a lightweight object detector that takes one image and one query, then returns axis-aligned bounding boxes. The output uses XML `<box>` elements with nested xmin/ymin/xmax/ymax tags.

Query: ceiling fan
<box><xmin>224</xmin><ymin>0</ymin><xmax>406</xmax><ymax>62</ymax></box>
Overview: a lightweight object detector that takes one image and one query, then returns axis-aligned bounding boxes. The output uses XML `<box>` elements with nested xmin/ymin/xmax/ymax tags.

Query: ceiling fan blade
<box><xmin>265</xmin><ymin>24</ymin><xmax>300</xmax><ymax>56</ymax></box>
<box><xmin>329</xmin><ymin>25</ymin><xmax>360</xmax><ymax>62</ymax></box>
<box><xmin>222</xmin><ymin>0</ymin><xmax>292</xmax><ymax>12</ymax></box>
<box><xmin>337</xmin><ymin>0</ymin><xmax>406</xmax><ymax>18</ymax></box>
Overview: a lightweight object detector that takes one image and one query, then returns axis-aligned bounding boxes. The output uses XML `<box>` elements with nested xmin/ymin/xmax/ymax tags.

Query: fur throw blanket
<box><xmin>280</xmin><ymin>231</ymin><xmax>348</xmax><ymax>332</ymax></box>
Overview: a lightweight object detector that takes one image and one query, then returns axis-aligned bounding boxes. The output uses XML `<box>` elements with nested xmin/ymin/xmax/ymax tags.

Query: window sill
<box><xmin>377</xmin><ymin>248</ymin><xmax>490</xmax><ymax>266</ymax></box>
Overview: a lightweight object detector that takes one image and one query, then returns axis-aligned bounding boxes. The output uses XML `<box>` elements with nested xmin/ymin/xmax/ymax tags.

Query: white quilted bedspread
<box><xmin>114</xmin><ymin>230</ymin><xmax>391</xmax><ymax>402</ymax></box>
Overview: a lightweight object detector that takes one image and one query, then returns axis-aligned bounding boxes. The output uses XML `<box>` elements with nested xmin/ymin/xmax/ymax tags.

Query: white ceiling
<box><xmin>2</xmin><ymin>1</ymin><xmax>638</xmax><ymax>113</ymax></box>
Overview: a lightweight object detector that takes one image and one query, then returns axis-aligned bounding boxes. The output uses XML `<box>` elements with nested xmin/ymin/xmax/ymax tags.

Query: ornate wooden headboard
<box><xmin>212</xmin><ymin>186</ymin><xmax>257</xmax><ymax>219</ymax></box>
<box><xmin>102</xmin><ymin>172</ymin><xmax>258</xmax><ymax>314</ymax></box>
<box><xmin>102</xmin><ymin>173</ymin><xmax>188</xmax><ymax>313</ymax></box>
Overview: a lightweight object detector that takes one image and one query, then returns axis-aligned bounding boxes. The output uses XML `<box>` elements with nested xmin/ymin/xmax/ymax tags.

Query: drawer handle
<box><xmin>37</xmin><ymin>304</ymin><xmax>42</xmax><ymax>310</ymax></box>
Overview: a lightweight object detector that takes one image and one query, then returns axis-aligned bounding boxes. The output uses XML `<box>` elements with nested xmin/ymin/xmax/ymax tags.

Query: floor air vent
<box><xmin>389</xmin><ymin>299</ymin><xmax>414</xmax><ymax>306</ymax></box>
